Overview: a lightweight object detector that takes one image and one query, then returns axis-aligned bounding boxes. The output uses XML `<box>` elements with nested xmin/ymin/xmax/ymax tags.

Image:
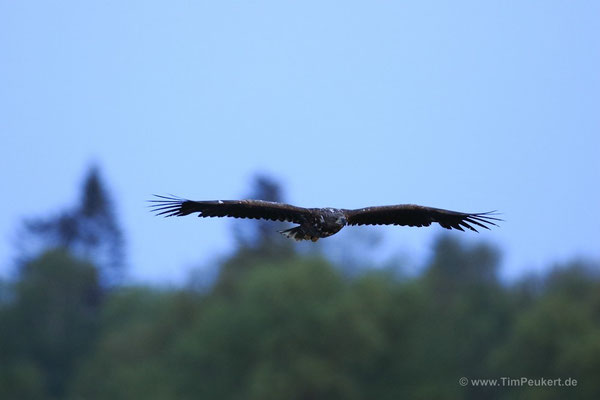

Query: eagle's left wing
<box><xmin>342</xmin><ymin>205</ymin><xmax>500</xmax><ymax>232</ymax></box>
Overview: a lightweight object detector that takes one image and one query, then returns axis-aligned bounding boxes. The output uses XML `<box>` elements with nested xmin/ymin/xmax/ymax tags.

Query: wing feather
<box><xmin>149</xmin><ymin>195</ymin><xmax>311</xmax><ymax>224</ymax></box>
<box><xmin>343</xmin><ymin>205</ymin><xmax>500</xmax><ymax>232</ymax></box>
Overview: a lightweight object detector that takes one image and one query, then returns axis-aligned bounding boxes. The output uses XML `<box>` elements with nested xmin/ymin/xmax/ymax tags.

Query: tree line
<box><xmin>0</xmin><ymin>167</ymin><xmax>598</xmax><ymax>399</ymax></box>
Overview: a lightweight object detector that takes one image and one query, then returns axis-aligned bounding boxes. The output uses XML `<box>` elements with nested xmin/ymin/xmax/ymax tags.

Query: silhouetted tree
<box><xmin>77</xmin><ymin>166</ymin><xmax>125</xmax><ymax>283</ymax></box>
<box><xmin>17</xmin><ymin>165</ymin><xmax>125</xmax><ymax>285</ymax></box>
<box><xmin>232</xmin><ymin>173</ymin><xmax>292</xmax><ymax>253</ymax></box>
<box><xmin>217</xmin><ymin>174</ymin><xmax>294</xmax><ymax>294</ymax></box>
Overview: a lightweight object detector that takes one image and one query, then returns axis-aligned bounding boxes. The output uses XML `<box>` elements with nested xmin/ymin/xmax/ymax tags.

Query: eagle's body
<box><xmin>279</xmin><ymin>207</ymin><xmax>347</xmax><ymax>241</ymax></box>
<box><xmin>150</xmin><ymin>196</ymin><xmax>500</xmax><ymax>241</ymax></box>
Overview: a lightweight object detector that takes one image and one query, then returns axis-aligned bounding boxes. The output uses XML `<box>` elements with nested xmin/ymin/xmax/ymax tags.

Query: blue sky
<box><xmin>1</xmin><ymin>1</ymin><xmax>599</xmax><ymax>284</ymax></box>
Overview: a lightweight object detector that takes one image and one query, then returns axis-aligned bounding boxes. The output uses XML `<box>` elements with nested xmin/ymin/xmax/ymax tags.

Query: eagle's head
<box><xmin>336</xmin><ymin>215</ymin><xmax>348</xmax><ymax>226</ymax></box>
<box><xmin>324</xmin><ymin>209</ymin><xmax>347</xmax><ymax>227</ymax></box>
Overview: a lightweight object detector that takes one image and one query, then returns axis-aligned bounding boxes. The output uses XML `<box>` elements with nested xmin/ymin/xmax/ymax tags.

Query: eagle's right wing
<box><xmin>149</xmin><ymin>195</ymin><xmax>312</xmax><ymax>224</ymax></box>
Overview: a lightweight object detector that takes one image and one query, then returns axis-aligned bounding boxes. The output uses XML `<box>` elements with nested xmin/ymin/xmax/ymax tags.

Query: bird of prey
<box><xmin>150</xmin><ymin>195</ymin><xmax>500</xmax><ymax>242</ymax></box>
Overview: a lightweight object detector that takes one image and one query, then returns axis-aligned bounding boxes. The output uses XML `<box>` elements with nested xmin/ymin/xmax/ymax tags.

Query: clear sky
<box><xmin>1</xmin><ymin>1</ymin><xmax>599</xmax><ymax>284</ymax></box>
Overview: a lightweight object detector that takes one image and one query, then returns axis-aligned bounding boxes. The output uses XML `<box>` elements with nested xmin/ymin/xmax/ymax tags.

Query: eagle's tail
<box><xmin>278</xmin><ymin>226</ymin><xmax>319</xmax><ymax>242</ymax></box>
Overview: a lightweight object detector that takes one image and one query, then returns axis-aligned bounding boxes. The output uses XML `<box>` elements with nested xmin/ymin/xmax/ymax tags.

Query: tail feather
<box><xmin>278</xmin><ymin>226</ymin><xmax>319</xmax><ymax>242</ymax></box>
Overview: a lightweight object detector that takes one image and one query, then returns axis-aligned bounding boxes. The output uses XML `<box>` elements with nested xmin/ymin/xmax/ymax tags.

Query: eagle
<box><xmin>150</xmin><ymin>195</ymin><xmax>500</xmax><ymax>242</ymax></box>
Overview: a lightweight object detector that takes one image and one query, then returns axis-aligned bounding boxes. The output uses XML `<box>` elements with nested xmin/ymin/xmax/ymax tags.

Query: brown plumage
<box><xmin>150</xmin><ymin>195</ymin><xmax>501</xmax><ymax>241</ymax></box>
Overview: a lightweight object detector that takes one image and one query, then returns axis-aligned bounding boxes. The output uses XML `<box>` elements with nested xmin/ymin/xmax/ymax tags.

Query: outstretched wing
<box><xmin>149</xmin><ymin>195</ymin><xmax>312</xmax><ymax>224</ymax></box>
<box><xmin>343</xmin><ymin>205</ymin><xmax>500</xmax><ymax>232</ymax></box>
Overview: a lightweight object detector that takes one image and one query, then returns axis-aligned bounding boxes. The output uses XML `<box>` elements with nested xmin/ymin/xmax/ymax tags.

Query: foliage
<box><xmin>3</xmin><ymin>236</ymin><xmax>598</xmax><ymax>399</ymax></box>
<box><xmin>0</xmin><ymin>249</ymin><xmax>101</xmax><ymax>399</ymax></box>
<box><xmin>2</xmin><ymin>170</ymin><xmax>599</xmax><ymax>399</ymax></box>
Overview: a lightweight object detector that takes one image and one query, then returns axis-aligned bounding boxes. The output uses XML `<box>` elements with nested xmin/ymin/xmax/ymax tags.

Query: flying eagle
<box><xmin>150</xmin><ymin>195</ymin><xmax>500</xmax><ymax>242</ymax></box>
